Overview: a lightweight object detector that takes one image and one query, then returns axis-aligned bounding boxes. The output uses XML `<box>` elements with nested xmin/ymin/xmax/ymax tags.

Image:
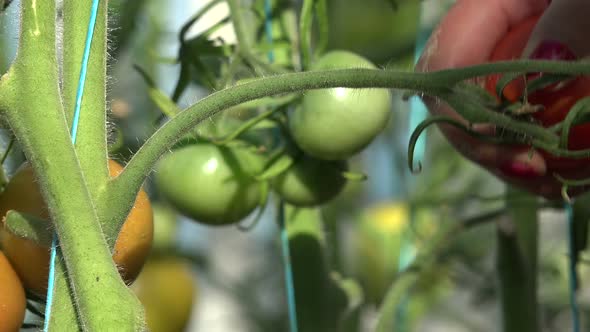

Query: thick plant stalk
<box><xmin>46</xmin><ymin>254</ymin><xmax>81</xmax><ymax>327</ymax></box>
<box><xmin>496</xmin><ymin>187</ymin><xmax>539</xmax><ymax>332</ymax></box>
<box><xmin>61</xmin><ymin>0</ymin><xmax>110</xmax><ymax>197</ymax></box>
<box><xmin>0</xmin><ymin>0</ymin><xmax>145</xmax><ymax>330</ymax></box>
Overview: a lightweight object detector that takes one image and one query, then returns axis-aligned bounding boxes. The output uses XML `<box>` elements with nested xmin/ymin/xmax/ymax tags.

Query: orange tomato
<box><xmin>0</xmin><ymin>251</ymin><xmax>26</xmax><ymax>332</ymax></box>
<box><xmin>0</xmin><ymin>160</ymin><xmax>153</xmax><ymax>296</ymax></box>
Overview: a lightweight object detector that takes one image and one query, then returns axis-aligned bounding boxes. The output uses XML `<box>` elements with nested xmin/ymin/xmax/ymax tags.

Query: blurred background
<box><xmin>1</xmin><ymin>0</ymin><xmax>590</xmax><ymax>331</ymax></box>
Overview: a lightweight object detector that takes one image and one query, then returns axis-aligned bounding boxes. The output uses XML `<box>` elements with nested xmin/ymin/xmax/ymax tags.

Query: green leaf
<box><xmin>527</xmin><ymin>74</ymin><xmax>573</xmax><ymax>95</ymax></box>
<box><xmin>134</xmin><ymin>65</ymin><xmax>181</xmax><ymax>118</ymax></box>
<box><xmin>4</xmin><ymin>210</ymin><xmax>52</xmax><ymax>247</ymax></box>
<box><xmin>148</xmin><ymin>88</ymin><xmax>182</xmax><ymax>118</ymax></box>
<box><xmin>341</xmin><ymin>171</ymin><xmax>368</xmax><ymax>181</ymax></box>
<box><xmin>330</xmin><ymin>272</ymin><xmax>364</xmax><ymax>312</ymax></box>
<box><xmin>213</xmin><ymin>107</ymin><xmax>283</xmax><ymax>145</ymax></box>
<box><xmin>255</xmin><ymin>151</ymin><xmax>296</xmax><ymax>180</ymax></box>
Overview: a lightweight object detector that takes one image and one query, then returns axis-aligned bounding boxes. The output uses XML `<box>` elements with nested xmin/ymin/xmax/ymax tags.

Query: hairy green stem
<box><xmin>46</xmin><ymin>254</ymin><xmax>81</xmax><ymax>328</ymax></box>
<box><xmin>104</xmin><ymin>59</ymin><xmax>590</xmax><ymax>233</ymax></box>
<box><xmin>496</xmin><ymin>187</ymin><xmax>539</xmax><ymax>332</ymax></box>
<box><xmin>62</xmin><ymin>0</ymin><xmax>109</xmax><ymax>195</ymax></box>
<box><xmin>430</xmin><ymin>59</ymin><xmax>590</xmax><ymax>85</ymax></box>
<box><xmin>298</xmin><ymin>0</ymin><xmax>314</xmax><ymax>69</ymax></box>
<box><xmin>314</xmin><ymin>0</ymin><xmax>329</xmax><ymax>56</ymax></box>
<box><xmin>1</xmin><ymin>0</ymin><xmax>145</xmax><ymax>330</ymax></box>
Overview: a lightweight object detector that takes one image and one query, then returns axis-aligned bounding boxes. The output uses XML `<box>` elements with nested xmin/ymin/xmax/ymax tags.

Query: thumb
<box><xmin>523</xmin><ymin>0</ymin><xmax>590</xmax><ymax>58</ymax></box>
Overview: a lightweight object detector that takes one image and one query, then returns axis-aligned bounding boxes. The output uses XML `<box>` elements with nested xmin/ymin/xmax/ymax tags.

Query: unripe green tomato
<box><xmin>155</xmin><ymin>143</ymin><xmax>265</xmax><ymax>226</ymax></box>
<box><xmin>271</xmin><ymin>156</ymin><xmax>348</xmax><ymax>206</ymax></box>
<box><xmin>289</xmin><ymin>50</ymin><xmax>392</xmax><ymax>160</ymax></box>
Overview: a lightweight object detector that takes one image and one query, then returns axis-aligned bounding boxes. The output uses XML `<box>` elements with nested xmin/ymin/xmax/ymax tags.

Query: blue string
<box><xmin>278</xmin><ymin>202</ymin><xmax>299</xmax><ymax>332</ymax></box>
<box><xmin>71</xmin><ymin>0</ymin><xmax>101</xmax><ymax>144</ymax></box>
<box><xmin>565</xmin><ymin>203</ymin><xmax>580</xmax><ymax>332</ymax></box>
<box><xmin>44</xmin><ymin>1</ymin><xmax>101</xmax><ymax>329</ymax></box>
<box><xmin>264</xmin><ymin>2</ymin><xmax>296</xmax><ymax>331</ymax></box>
<box><xmin>263</xmin><ymin>0</ymin><xmax>274</xmax><ymax>63</ymax></box>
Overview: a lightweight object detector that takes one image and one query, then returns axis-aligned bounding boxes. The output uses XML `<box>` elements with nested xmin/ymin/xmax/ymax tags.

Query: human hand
<box><xmin>417</xmin><ymin>0</ymin><xmax>590</xmax><ymax>199</ymax></box>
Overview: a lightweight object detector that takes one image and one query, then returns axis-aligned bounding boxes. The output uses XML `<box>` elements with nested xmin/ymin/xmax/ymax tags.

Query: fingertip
<box><xmin>417</xmin><ymin>0</ymin><xmax>549</xmax><ymax>72</ymax></box>
<box><xmin>498</xmin><ymin>148</ymin><xmax>547</xmax><ymax>179</ymax></box>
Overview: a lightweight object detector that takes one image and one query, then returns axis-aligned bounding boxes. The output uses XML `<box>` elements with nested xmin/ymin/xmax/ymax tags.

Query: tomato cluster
<box><xmin>0</xmin><ymin>160</ymin><xmax>154</xmax><ymax>297</ymax></box>
<box><xmin>485</xmin><ymin>15</ymin><xmax>590</xmax><ymax>175</ymax></box>
<box><xmin>154</xmin><ymin>50</ymin><xmax>392</xmax><ymax>226</ymax></box>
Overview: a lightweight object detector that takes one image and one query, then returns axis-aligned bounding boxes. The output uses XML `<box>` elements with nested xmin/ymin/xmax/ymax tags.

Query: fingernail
<box><xmin>499</xmin><ymin>161</ymin><xmax>544</xmax><ymax>179</ymax></box>
<box><xmin>530</xmin><ymin>40</ymin><xmax>577</xmax><ymax>60</ymax></box>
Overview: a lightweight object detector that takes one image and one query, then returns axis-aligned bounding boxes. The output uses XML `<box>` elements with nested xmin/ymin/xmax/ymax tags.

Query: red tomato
<box><xmin>485</xmin><ymin>14</ymin><xmax>590</xmax><ymax>173</ymax></box>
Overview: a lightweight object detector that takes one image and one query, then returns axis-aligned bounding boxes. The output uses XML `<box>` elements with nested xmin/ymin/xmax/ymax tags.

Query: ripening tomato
<box><xmin>289</xmin><ymin>50</ymin><xmax>392</xmax><ymax>160</ymax></box>
<box><xmin>271</xmin><ymin>155</ymin><xmax>348</xmax><ymax>206</ymax></box>
<box><xmin>132</xmin><ymin>257</ymin><xmax>196</xmax><ymax>332</ymax></box>
<box><xmin>0</xmin><ymin>160</ymin><xmax>153</xmax><ymax>296</ymax></box>
<box><xmin>352</xmin><ymin>202</ymin><xmax>448</xmax><ymax>325</ymax></box>
<box><xmin>155</xmin><ymin>143</ymin><xmax>266</xmax><ymax>225</ymax></box>
<box><xmin>0</xmin><ymin>251</ymin><xmax>26</xmax><ymax>332</ymax></box>
<box><xmin>485</xmin><ymin>14</ymin><xmax>590</xmax><ymax>173</ymax></box>
<box><xmin>353</xmin><ymin>202</ymin><xmax>439</xmax><ymax>303</ymax></box>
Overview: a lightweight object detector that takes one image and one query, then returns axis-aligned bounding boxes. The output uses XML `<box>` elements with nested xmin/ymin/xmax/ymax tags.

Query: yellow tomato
<box><xmin>354</xmin><ymin>202</ymin><xmax>439</xmax><ymax>303</ymax></box>
<box><xmin>132</xmin><ymin>258</ymin><xmax>196</xmax><ymax>332</ymax></box>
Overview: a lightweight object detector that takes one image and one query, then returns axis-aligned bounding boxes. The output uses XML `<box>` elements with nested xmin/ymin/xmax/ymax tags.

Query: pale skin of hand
<box><xmin>417</xmin><ymin>0</ymin><xmax>590</xmax><ymax>199</ymax></box>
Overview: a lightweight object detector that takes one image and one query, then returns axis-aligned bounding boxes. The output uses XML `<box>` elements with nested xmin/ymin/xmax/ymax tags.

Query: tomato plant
<box><xmin>155</xmin><ymin>142</ymin><xmax>266</xmax><ymax>226</ymax></box>
<box><xmin>485</xmin><ymin>14</ymin><xmax>590</xmax><ymax>174</ymax></box>
<box><xmin>132</xmin><ymin>257</ymin><xmax>196</xmax><ymax>332</ymax></box>
<box><xmin>0</xmin><ymin>251</ymin><xmax>26</xmax><ymax>332</ymax></box>
<box><xmin>271</xmin><ymin>155</ymin><xmax>347</xmax><ymax>206</ymax></box>
<box><xmin>0</xmin><ymin>160</ymin><xmax>153</xmax><ymax>296</ymax></box>
<box><xmin>289</xmin><ymin>50</ymin><xmax>392</xmax><ymax>160</ymax></box>
<box><xmin>1</xmin><ymin>0</ymin><xmax>584</xmax><ymax>329</ymax></box>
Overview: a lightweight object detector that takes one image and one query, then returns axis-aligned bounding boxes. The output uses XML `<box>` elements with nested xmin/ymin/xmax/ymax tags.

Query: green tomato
<box><xmin>289</xmin><ymin>50</ymin><xmax>392</xmax><ymax>160</ymax></box>
<box><xmin>271</xmin><ymin>156</ymin><xmax>347</xmax><ymax>206</ymax></box>
<box><xmin>155</xmin><ymin>143</ymin><xmax>265</xmax><ymax>226</ymax></box>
